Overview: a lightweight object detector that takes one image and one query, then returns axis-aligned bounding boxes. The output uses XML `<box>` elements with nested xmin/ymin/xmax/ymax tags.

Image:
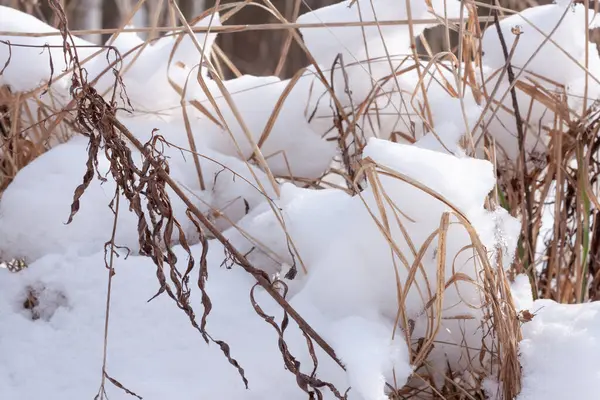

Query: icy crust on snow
<box><xmin>509</xmin><ymin>276</ymin><xmax>600</xmax><ymax>400</ymax></box>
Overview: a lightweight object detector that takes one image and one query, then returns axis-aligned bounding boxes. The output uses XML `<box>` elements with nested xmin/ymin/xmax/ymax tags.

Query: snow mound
<box><xmin>0</xmin><ymin>245</ymin><xmax>347</xmax><ymax>399</ymax></box>
<box><xmin>518</xmin><ymin>300</ymin><xmax>600</xmax><ymax>400</ymax></box>
<box><xmin>479</xmin><ymin>2</ymin><xmax>600</xmax><ymax>162</ymax></box>
<box><xmin>0</xmin><ymin>133</ymin><xmax>517</xmax><ymax>398</ymax></box>
<box><xmin>0</xmin><ymin>6</ymin><xmax>97</xmax><ymax>92</ymax></box>
<box><xmin>510</xmin><ymin>276</ymin><xmax>600</xmax><ymax>400</ymax></box>
<box><xmin>0</xmin><ymin>133</ymin><xmax>275</xmax><ymax>262</ymax></box>
<box><xmin>225</xmin><ymin>138</ymin><xmax>520</xmax><ymax>386</ymax></box>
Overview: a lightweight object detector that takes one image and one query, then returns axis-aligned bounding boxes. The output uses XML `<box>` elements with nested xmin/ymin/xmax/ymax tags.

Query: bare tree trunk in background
<box><xmin>180</xmin><ymin>0</ymin><xmax>204</xmax><ymax>20</ymax></box>
<box><xmin>101</xmin><ymin>0</ymin><xmax>122</xmax><ymax>43</ymax></box>
<box><xmin>66</xmin><ymin>0</ymin><xmax>102</xmax><ymax>43</ymax></box>
<box><xmin>101</xmin><ymin>0</ymin><xmax>149</xmax><ymax>43</ymax></box>
<box><xmin>205</xmin><ymin>0</ymin><xmax>341</xmax><ymax>78</ymax></box>
<box><xmin>146</xmin><ymin>0</ymin><xmax>166</xmax><ymax>40</ymax></box>
<box><xmin>2</xmin><ymin>0</ymin><xmax>596</xmax><ymax>72</ymax></box>
<box><xmin>0</xmin><ymin>0</ymin><xmax>46</xmax><ymax>18</ymax></box>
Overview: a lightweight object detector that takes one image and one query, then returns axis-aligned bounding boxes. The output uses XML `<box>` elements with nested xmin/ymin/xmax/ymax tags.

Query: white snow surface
<box><xmin>0</xmin><ymin>135</ymin><xmax>512</xmax><ymax>399</ymax></box>
<box><xmin>478</xmin><ymin>2</ymin><xmax>600</xmax><ymax>162</ymax></box>
<box><xmin>0</xmin><ymin>6</ymin><xmax>98</xmax><ymax>92</ymax></box>
<box><xmin>518</xmin><ymin>300</ymin><xmax>600</xmax><ymax>400</ymax></box>
<box><xmin>0</xmin><ymin>244</ymin><xmax>348</xmax><ymax>399</ymax></box>
<box><xmin>510</xmin><ymin>276</ymin><xmax>600</xmax><ymax>400</ymax></box>
<box><xmin>1</xmin><ymin>0</ymin><xmax>600</xmax><ymax>399</ymax></box>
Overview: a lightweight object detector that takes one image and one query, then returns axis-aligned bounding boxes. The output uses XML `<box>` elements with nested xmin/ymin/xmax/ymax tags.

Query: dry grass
<box><xmin>1</xmin><ymin>0</ymin><xmax>600</xmax><ymax>399</ymax></box>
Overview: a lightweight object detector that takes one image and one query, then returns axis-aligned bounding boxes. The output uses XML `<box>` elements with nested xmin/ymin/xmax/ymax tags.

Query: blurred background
<box><xmin>4</xmin><ymin>0</ymin><xmax>593</xmax><ymax>80</ymax></box>
<box><xmin>0</xmin><ymin>0</ymin><xmax>341</xmax><ymax>78</ymax></box>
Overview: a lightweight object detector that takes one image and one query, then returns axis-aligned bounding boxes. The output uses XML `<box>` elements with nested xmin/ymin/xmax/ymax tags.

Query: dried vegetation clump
<box><xmin>1</xmin><ymin>0</ymin><xmax>600</xmax><ymax>399</ymax></box>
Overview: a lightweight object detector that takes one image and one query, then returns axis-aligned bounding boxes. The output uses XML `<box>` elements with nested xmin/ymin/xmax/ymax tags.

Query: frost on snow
<box><xmin>1</xmin><ymin>0</ymin><xmax>600</xmax><ymax>399</ymax></box>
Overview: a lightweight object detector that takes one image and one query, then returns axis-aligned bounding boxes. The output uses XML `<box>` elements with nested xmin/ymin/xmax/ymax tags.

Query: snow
<box><xmin>224</xmin><ymin>138</ymin><xmax>521</xmax><ymax>384</ymax></box>
<box><xmin>510</xmin><ymin>276</ymin><xmax>600</xmax><ymax>400</ymax></box>
<box><xmin>478</xmin><ymin>2</ymin><xmax>600</xmax><ymax>163</ymax></box>
<box><xmin>518</xmin><ymin>300</ymin><xmax>600</xmax><ymax>400</ymax></box>
<box><xmin>0</xmin><ymin>245</ymin><xmax>346</xmax><ymax>400</ymax></box>
<box><xmin>0</xmin><ymin>133</ymin><xmax>277</xmax><ymax>261</ymax></box>
<box><xmin>88</xmin><ymin>13</ymin><xmax>221</xmax><ymax>112</ymax></box>
<box><xmin>1</xmin><ymin>135</ymin><xmax>511</xmax><ymax>399</ymax></box>
<box><xmin>330</xmin><ymin>316</ymin><xmax>411</xmax><ymax>400</ymax></box>
<box><xmin>481</xmin><ymin>4</ymin><xmax>600</xmax><ymax>85</ymax></box>
<box><xmin>0</xmin><ymin>6</ymin><xmax>98</xmax><ymax>92</ymax></box>
<box><xmin>297</xmin><ymin>0</ymin><xmax>465</xmax><ymax>104</ymax></box>
<box><xmin>1</xmin><ymin>0</ymin><xmax>600</xmax><ymax>399</ymax></box>
<box><xmin>193</xmin><ymin>74</ymin><xmax>337</xmax><ymax>178</ymax></box>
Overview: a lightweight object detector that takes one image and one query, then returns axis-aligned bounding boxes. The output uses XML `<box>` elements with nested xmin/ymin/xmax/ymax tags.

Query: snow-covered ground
<box><xmin>511</xmin><ymin>276</ymin><xmax>600</xmax><ymax>400</ymax></box>
<box><xmin>1</xmin><ymin>0</ymin><xmax>599</xmax><ymax>399</ymax></box>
